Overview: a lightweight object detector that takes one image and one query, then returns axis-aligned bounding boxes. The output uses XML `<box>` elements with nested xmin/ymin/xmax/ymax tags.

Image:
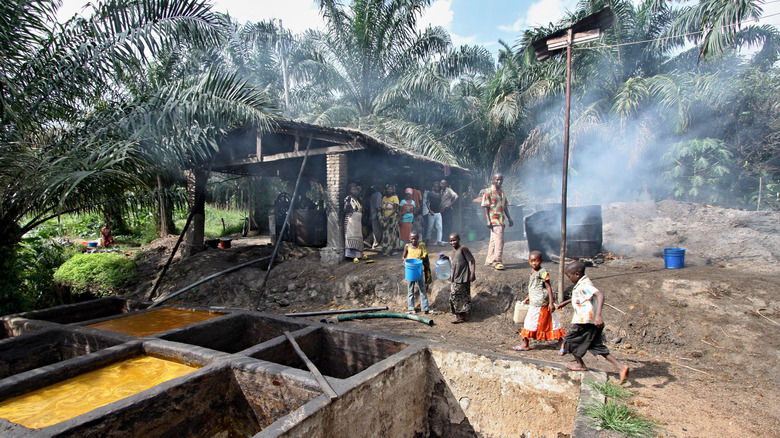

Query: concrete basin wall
<box><xmin>426</xmin><ymin>347</ymin><xmax>580</xmax><ymax>438</ymax></box>
<box><xmin>251</xmin><ymin>327</ymin><xmax>409</xmax><ymax>379</ymax></box>
<box><xmin>0</xmin><ymin>298</ymin><xmax>605</xmax><ymax>437</ymax></box>
<box><xmin>159</xmin><ymin>312</ymin><xmax>309</xmax><ymax>353</ymax></box>
<box><xmin>0</xmin><ymin>340</ymin><xmax>323</xmax><ymax>437</ymax></box>
<box><xmin>0</xmin><ymin>318</ymin><xmax>56</xmax><ymax>340</ymax></box>
<box><xmin>8</xmin><ymin>297</ymin><xmax>149</xmax><ymax>325</ymax></box>
<box><xmin>0</xmin><ymin>328</ymin><xmax>126</xmax><ymax>379</ymax></box>
<box><xmin>264</xmin><ymin>345</ymin><xmax>431</xmax><ymax>438</ymax></box>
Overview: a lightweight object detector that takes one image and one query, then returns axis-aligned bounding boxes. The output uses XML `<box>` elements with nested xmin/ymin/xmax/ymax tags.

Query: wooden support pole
<box><xmin>284</xmin><ymin>332</ymin><xmax>338</xmax><ymax>400</ymax></box>
<box><xmin>558</xmin><ymin>28</ymin><xmax>573</xmax><ymax>304</ymax></box>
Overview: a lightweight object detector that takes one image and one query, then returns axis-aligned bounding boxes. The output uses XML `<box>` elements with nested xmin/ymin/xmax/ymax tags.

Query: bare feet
<box><xmin>618</xmin><ymin>364</ymin><xmax>630</xmax><ymax>384</ymax></box>
<box><xmin>451</xmin><ymin>313</ymin><xmax>469</xmax><ymax>324</ymax></box>
<box><xmin>566</xmin><ymin>362</ymin><xmax>588</xmax><ymax>372</ymax></box>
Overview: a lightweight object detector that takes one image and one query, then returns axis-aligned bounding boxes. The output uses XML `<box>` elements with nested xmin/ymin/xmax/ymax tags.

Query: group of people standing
<box><xmin>345</xmin><ymin>172</ymin><xmax>629</xmax><ymax>383</ymax></box>
<box><xmin>344</xmin><ymin>180</ymin><xmax>459</xmax><ymax>262</ymax></box>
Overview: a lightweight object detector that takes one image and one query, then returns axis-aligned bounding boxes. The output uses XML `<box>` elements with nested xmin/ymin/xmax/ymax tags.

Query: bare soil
<box><xmin>122</xmin><ymin>200</ymin><xmax>780</xmax><ymax>438</ymax></box>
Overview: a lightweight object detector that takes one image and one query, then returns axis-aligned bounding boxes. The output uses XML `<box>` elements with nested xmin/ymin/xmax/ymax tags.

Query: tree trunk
<box><xmin>183</xmin><ymin>169</ymin><xmax>208</xmax><ymax>257</ymax></box>
<box><xmin>156</xmin><ymin>174</ymin><xmax>176</xmax><ymax>236</ymax></box>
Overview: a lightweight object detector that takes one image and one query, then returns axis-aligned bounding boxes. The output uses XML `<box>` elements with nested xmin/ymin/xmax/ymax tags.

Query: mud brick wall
<box><xmin>325</xmin><ymin>153</ymin><xmax>347</xmax><ymax>254</ymax></box>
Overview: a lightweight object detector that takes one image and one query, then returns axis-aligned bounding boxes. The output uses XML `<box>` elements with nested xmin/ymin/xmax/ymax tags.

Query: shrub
<box><xmin>17</xmin><ymin>236</ymin><xmax>80</xmax><ymax>310</ymax></box>
<box><xmin>53</xmin><ymin>253</ymin><xmax>136</xmax><ymax>297</ymax></box>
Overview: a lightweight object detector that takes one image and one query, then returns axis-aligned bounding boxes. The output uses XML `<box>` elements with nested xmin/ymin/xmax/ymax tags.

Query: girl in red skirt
<box><xmin>513</xmin><ymin>251</ymin><xmax>565</xmax><ymax>353</ymax></box>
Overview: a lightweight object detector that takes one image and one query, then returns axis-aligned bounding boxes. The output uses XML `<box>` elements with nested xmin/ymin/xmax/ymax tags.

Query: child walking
<box><xmin>402</xmin><ymin>232</ymin><xmax>432</xmax><ymax>314</ymax></box>
<box><xmin>513</xmin><ymin>251</ymin><xmax>565</xmax><ymax>353</ymax></box>
<box><xmin>557</xmin><ymin>261</ymin><xmax>629</xmax><ymax>384</ymax></box>
<box><xmin>445</xmin><ymin>233</ymin><xmax>475</xmax><ymax>324</ymax></box>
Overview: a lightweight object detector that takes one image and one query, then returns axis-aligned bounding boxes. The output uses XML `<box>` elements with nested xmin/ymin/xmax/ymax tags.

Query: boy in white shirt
<box><xmin>557</xmin><ymin>261</ymin><xmax>629</xmax><ymax>384</ymax></box>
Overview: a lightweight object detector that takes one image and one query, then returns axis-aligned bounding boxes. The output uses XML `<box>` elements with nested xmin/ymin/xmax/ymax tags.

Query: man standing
<box><xmin>439</xmin><ymin>179</ymin><xmax>458</xmax><ymax>240</ymax></box>
<box><xmin>482</xmin><ymin>173</ymin><xmax>513</xmax><ymax>270</ymax></box>
<box><xmin>411</xmin><ymin>181</ymin><xmax>424</xmax><ymax>236</ymax></box>
<box><xmin>369</xmin><ymin>185</ymin><xmax>383</xmax><ymax>249</ymax></box>
<box><xmin>423</xmin><ymin>181</ymin><xmax>443</xmax><ymax>245</ymax></box>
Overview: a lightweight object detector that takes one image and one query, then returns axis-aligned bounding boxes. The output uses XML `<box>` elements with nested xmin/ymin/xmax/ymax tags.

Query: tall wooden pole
<box><xmin>279</xmin><ymin>20</ymin><xmax>290</xmax><ymax>112</ymax></box>
<box><xmin>558</xmin><ymin>28</ymin><xmax>573</xmax><ymax>304</ymax></box>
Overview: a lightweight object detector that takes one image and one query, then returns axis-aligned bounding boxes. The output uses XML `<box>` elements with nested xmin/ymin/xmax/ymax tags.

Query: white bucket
<box><xmin>513</xmin><ymin>302</ymin><xmax>529</xmax><ymax>324</ymax></box>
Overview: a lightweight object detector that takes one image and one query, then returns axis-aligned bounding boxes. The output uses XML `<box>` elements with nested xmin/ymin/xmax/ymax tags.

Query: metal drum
<box><xmin>524</xmin><ymin>205</ymin><xmax>602</xmax><ymax>259</ymax></box>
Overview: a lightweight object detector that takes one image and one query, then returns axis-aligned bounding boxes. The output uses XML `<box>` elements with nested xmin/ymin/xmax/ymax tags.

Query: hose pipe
<box><xmin>337</xmin><ymin>312</ymin><xmax>434</xmax><ymax>326</ymax></box>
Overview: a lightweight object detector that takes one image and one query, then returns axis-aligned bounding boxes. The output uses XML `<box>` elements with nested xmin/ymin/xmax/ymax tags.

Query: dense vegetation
<box><xmin>53</xmin><ymin>253</ymin><xmax>136</xmax><ymax>297</ymax></box>
<box><xmin>1</xmin><ymin>0</ymin><xmax>777</xmax><ymax>314</ymax></box>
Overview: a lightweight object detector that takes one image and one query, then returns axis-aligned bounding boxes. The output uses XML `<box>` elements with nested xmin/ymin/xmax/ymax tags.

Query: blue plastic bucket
<box><xmin>664</xmin><ymin>247</ymin><xmax>685</xmax><ymax>269</ymax></box>
<box><xmin>404</xmin><ymin>259</ymin><xmax>423</xmax><ymax>281</ymax></box>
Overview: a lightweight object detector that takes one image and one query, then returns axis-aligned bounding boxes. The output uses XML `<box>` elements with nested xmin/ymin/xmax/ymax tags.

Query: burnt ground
<box><xmin>121</xmin><ymin>200</ymin><xmax>780</xmax><ymax>438</ymax></box>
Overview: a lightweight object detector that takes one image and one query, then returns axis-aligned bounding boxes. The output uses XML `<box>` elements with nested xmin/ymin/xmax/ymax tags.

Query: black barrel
<box><xmin>524</xmin><ymin>205</ymin><xmax>602</xmax><ymax>259</ymax></box>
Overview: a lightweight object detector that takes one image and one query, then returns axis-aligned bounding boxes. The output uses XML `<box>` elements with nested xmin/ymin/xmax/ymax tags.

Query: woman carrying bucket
<box><xmin>402</xmin><ymin>232</ymin><xmax>432</xmax><ymax>314</ymax></box>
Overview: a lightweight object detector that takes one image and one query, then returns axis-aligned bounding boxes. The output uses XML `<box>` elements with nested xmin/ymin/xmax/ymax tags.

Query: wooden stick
<box><xmin>605</xmin><ymin>302</ymin><xmax>626</xmax><ymax>315</ymax></box>
<box><xmin>672</xmin><ymin>362</ymin><xmax>711</xmax><ymax>376</ymax></box>
<box><xmin>757</xmin><ymin>308</ymin><xmax>780</xmax><ymax>326</ymax></box>
<box><xmin>700</xmin><ymin>338</ymin><xmax>725</xmax><ymax>349</ymax></box>
<box><xmin>284</xmin><ymin>332</ymin><xmax>338</xmax><ymax>400</ymax></box>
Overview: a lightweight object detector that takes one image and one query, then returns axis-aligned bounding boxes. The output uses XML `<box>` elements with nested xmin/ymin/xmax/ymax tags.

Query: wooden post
<box><xmin>558</xmin><ymin>28</ymin><xmax>573</xmax><ymax>304</ymax></box>
<box><xmin>158</xmin><ymin>174</ymin><xmax>168</xmax><ymax>236</ymax></box>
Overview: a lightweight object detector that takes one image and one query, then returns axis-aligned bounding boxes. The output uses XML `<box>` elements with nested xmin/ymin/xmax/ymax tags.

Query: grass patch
<box><xmin>587</xmin><ymin>379</ymin><xmax>634</xmax><ymax>399</ymax></box>
<box><xmin>585</xmin><ymin>400</ymin><xmax>657</xmax><ymax>438</ymax></box>
<box><xmin>175</xmin><ymin>205</ymin><xmax>247</xmax><ymax>238</ymax></box>
<box><xmin>53</xmin><ymin>253</ymin><xmax>136</xmax><ymax>297</ymax></box>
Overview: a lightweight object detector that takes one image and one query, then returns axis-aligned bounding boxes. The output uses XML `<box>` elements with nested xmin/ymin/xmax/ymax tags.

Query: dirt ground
<box><xmin>122</xmin><ymin>200</ymin><xmax>780</xmax><ymax>438</ymax></box>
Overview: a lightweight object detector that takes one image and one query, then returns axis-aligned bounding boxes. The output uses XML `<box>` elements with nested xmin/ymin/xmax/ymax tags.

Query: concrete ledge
<box><xmin>572</xmin><ymin>370</ymin><xmax>607</xmax><ymax>438</ymax></box>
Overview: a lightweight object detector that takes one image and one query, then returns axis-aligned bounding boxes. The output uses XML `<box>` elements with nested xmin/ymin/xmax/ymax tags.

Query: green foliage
<box><xmin>585</xmin><ymin>379</ymin><xmax>658</xmax><ymax>437</ymax></box>
<box><xmin>585</xmin><ymin>400</ymin><xmax>658</xmax><ymax>438</ymax></box>
<box><xmin>15</xmin><ymin>236</ymin><xmax>80</xmax><ymax>310</ymax></box>
<box><xmin>53</xmin><ymin>253</ymin><xmax>136</xmax><ymax>298</ymax></box>
<box><xmin>662</xmin><ymin>138</ymin><xmax>733</xmax><ymax>203</ymax></box>
<box><xmin>33</xmin><ymin>213</ymin><xmax>105</xmax><ymax>240</ymax></box>
<box><xmin>587</xmin><ymin>379</ymin><xmax>634</xmax><ymax>400</ymax></box>
<box><xmin>175</xmin><ymin>205</ymin><xmax>249</xmax><ymax>238</ymax></box>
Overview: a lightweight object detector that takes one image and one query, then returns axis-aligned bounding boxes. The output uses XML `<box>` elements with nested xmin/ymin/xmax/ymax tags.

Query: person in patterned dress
<box><xmin>513</xmin><ymin>251</ymin><xmax>565</xmax><ymax>352</ymax></box>
<box><xmin>481</xmin><ymin>173</ymin><xmax>513</xmax><ymax>270</ymax></box>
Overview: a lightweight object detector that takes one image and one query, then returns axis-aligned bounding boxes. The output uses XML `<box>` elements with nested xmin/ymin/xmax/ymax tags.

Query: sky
<box><xmin>53</xmin><ymin>0</ymin><xmax>596</xmax><ymax>59</ymax></box>
<box><xmin>57</xmin><ymin>0</ymin><xmax>780</xmax><ymax>61</ymax></box>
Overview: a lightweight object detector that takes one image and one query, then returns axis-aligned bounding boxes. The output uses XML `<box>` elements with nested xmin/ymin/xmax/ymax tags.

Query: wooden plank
<box><xmin>262</xmin><ymin>144</ymin><xmax>366</xmax><ymax>162</ymax></box>
<box><xmin>256</xmin><ymin>134</ymin><xmax>262</xmax><ymax>162</ymax></box>
<box><xmin>284</xmin><ymin>331</ymin><xmax>339</xmax><ymax>400</ymax></box>
<box><xmin>212</xmin><ymin>157</ymin><xmax>262</xmax><ymax>168</ymax></box>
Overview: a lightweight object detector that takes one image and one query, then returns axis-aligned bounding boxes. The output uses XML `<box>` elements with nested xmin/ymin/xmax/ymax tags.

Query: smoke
<box><xmin>509</xmin><ymin>60</ymin><xmax>752</xmax><ymax>211</ymax></box>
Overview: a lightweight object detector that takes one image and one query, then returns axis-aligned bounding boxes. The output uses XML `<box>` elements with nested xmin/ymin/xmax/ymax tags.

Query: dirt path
<box><xmin>122</xmin><ymin>201</ymin><xmax>780</xmax><ymax>437</ymax></box>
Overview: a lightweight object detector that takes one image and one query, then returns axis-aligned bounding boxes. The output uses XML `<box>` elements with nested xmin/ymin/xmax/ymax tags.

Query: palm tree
<box><xmin>289</xmin><ymin>0</ymin><xmax>494</xmax><ymax>163</ymax></box>
<box><xmin>484</xmin><ymin>0</ymin><xmax>779</xmax><ymax>205</ymax></box>
<box><xmin>0</xmin><ymin>0</ymin><xmax>277</xmax><ymax>314</ymax></box>
<box><xmin>667</xmin><ymin>0</ymin><xmax>775</xmax><ymax>61</ymax></box>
